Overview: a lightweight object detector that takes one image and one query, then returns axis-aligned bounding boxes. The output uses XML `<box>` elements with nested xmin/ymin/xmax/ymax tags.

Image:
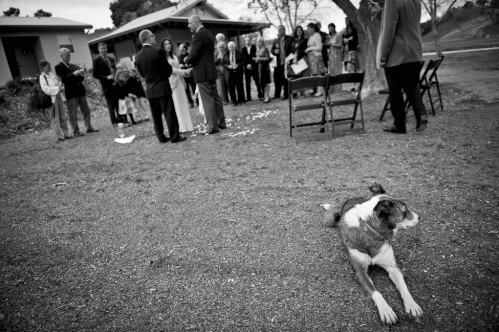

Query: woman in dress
<box><xmin>289</xmin><ymin>25</ymin><xmax>309</xmax><ymax>79</ymax></box>
<box><xmin>39</xmin><ymin>60</ymin><xmax>70</xmax><ymax>142</ymax></box>
<box><xmin>327</xmin><ymin>22</ymin><xmax>343</xmax><ymax>91</ymax></box>
<box><xmin>160</xmin><ymin>38</ymin><xmax>194</xmax><ymax>133</ymax></box>
<box><xmin>305</xmin><ymin>22</ymin><xmax>327</xmax><ymax>96</ymax></box>
<box><xmin>254</xmin><ymin>36</ymin><xmax>271</xmax><ymax>103</ymax></box>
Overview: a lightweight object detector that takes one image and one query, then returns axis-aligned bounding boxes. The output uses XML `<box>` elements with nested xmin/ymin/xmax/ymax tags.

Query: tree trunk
<box><xmin>331</xmin><ymin>0</ymin><xmax>386</xmax><ymax>96</ymax></box>
<box><xmin>431</xmin><ymin>18</ymin><xmax>443</xmax><ymax>57</ymax></box>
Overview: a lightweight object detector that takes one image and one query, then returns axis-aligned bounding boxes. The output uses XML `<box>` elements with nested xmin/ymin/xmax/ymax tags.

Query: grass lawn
<box><xmin>1</xmin><ymin>49</ymin><xmax>498</xmax><ymax>332</ymax></box>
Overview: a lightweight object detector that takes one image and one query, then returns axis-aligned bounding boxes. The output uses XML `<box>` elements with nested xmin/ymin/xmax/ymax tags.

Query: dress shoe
<box><xmin>383</xmin><ymin>125</ymin><xmax>406</xmax><ymax>134</ymax></box>
<box><xmin>73</xmin><ymin>132</ymin><xmax>84</xmax><ymax>137</ymax></box>
<box><xmin>87</xmin><ymin>128</ymin><xmax>99</xmax><ymax>133</ymax></box>
<box><xmin>171</xmin><ymin>137</ymin><xmax>187</xmax><ymax>143</ymax></box>
<box><xmin>205</xmin><ymin>129</ymin><xmax>220</xmax><ymax>135</ymax></box>
<box><xmin>416</xmin><ymin>117</ymin><xmax>428</xmax><ymax>132</ymax></box>
<box><xmin>159</xmin><ymin>137</ymin><xmax>171</xmax><ymax>143</ymax></box>
<box><xmin>219</xmin><ymin>125</ymin><xmax>227</xmax><ymax>129</ymax></box>
<box><xmin>64</xmin><ymin>135</ymin><xmax>73</xmax><ymax>139</ymax></box>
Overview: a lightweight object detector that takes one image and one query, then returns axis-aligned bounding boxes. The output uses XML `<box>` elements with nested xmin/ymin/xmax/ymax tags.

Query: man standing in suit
<box><xmin>134</xmin><ymin>29</ymin><xmax>185</xmax><ymax>143</ymax></box>
<box><xmin>271</xmin><ymin>25</ymin><xmax>293</xmax><ymax>100</ymax></box>
<box><xmin>178</xmin><ymin>43</ymin><xmax>197</xmax><ymax>108</ymax></box>
<box><xmin>185</xmin><ymin>15</ymin><xmax>226</xmax><ymax>135</ymax></box>
<box><xmin>55</xmin><ymin>48</ymin><xmax>98</xmax><ymax>137</ymax></box>
<box><xmin>92</xmin><ymin>42</ymin><xmax>118</xmax><ymax>125</ymax></box>
<box><xmin>224</xmin><ymin>41</ymin><xmax>245</xmax><ymax>106</ymax></box>
<box><xmin>373</xmin><ymin>0</ymin><xmax>428</xmax><ymax>133</ymax></box>
<box><xmin>241</xmin><ymin>36</ymin><xmax>262</xmax><ymax>101</ymax></box>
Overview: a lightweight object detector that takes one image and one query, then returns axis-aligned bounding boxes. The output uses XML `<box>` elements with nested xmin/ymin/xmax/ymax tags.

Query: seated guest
<box><xmin>241</xmin><ymin>36</ymin><xmax>263</xmax><ymax>101</ymax></box>
<box><xmin>55</xmin><ymin>48</ymin><xmax>98</xmax><ymax>136</ymax></box>
<box><xmin>223</xmin><ymin>41</ymin><xmax>245</xmax><ymax>106</ymax></box>
<box><xmin>39</xmin><ymin>60</ymin><xmax>70</xmax><ymax>142</ymax></box>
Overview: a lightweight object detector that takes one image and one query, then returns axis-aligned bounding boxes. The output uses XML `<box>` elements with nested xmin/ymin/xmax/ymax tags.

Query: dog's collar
<box><xmin>359</xmin><ymin>218</ymin><xmax>391</xmax><ymax>242</ymax></box>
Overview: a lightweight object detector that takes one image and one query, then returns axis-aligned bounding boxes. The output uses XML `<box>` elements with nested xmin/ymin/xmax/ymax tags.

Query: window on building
<box><xmin>57</xmin><ymin>35</ymin><xmax>74</xmax><ymax>52</ymax></box>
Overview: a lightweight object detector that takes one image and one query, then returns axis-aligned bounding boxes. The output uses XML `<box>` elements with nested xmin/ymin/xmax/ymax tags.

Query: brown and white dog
<box><xmin>323</xmin><ymin>183</ymin><xmax>423</xmax><ymax>324</ymax></box>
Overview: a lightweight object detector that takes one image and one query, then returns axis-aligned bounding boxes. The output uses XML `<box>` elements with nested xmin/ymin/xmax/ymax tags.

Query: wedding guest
<box><xmin>126</xmin><ymin>68</ymin><xmax>150</xmax><ymax>122</ymax></box>
<box><xmin>241</xmin><ymin>36</ymin><xmax>263</xmax><ymax>101</ymax></box>
<box><xmin>327</xmin><ymin>22</ymin><xmax>343</xmax><ymax>92</ymax></box>
<box><xmin>224</xmin><ymin>41</ymin><xmax>245</xmax><ymax>106</ymax></box>
<box><xmin>255</xmin><ymin>36</ymin><xmax>271</xmax><ymax>103</ymax></box>
<box><xmin>288</xmin><ymin>25</ymin><xmax>309</xmax><ymax>79</ymax></box>
<box><xmin>161</xmin><ymin>38</ymin><xmax>194</xmax><ymax>133</ymax></box>
<box><xmin>55</xmin><ymin>48</ymin><xmax>98</xmax><ymax>136</ymax></box>
<box><xmin>316</xmin><ymin>22</ymin><xmax>329</xmax><ymax>69</ymax></box>
<box><xmin>271</xmin><ymin>25</ymin><xmax>293</xmax><ymax>100</ymax></box>
<box><xmin>92</xmin><ymin>42</ymin><xmax>118</xmax><ymax>125</ymax></box>
<box><xmin>178</xmin><ymin>43</ymin><xmax>197</xmax><ymax>108</ymax></box>
<box><xmin>113</xmin><ymin>69</ymin><xmax>137</xmax><ymax>125</ymax></box>
<box><xmin>371</xmin><ymin>0</ymin><xmax>428</xmax><ymax>133</ymax></box>
<box><xmin>39</xmin><ymin>60</ymin><xmax>70</xmax><ymax>142</ymax></box>
<box><xmin>305</xmin><ymin>23</ymin><xmax>327</xmax><ymax>96</ymax></box>
<box><xmin>343</xmin><ymin>18</ymin><xmax>359</xmax><ymax>73</ymax></box>
<box><xmin>185</xmin><ymin>15</ymin><xmax>226</xmax><ymax>135</ymax></box>
<box><xmin>215</xmin><ymin>41</ymin><xmax>230</xmax><ymax>105</ymax></box>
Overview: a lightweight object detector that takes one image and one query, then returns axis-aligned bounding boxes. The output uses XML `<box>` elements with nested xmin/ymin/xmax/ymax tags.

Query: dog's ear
<box><xmin>369</xmin><ymin>183</ymin><xmax>386</xmax><ymax>195</ymax></box>
<box><xmin>374</xmin><ymin>199</ymin><xmax>396</xmax><ymax>229</ymax></box>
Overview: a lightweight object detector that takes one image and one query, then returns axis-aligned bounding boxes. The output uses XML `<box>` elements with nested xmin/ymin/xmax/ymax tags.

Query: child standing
<box><xmin>126</xmin><ymin>68</ymin><xmax>150</xmax><ymax>122</ymax></box>
<box><xmin>113</xmin><ymin>69</ymin><xmax>137</xmax><ymax>125</ymax></box>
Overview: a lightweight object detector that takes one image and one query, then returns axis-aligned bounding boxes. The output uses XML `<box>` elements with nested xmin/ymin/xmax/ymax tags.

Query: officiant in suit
<box><xmin>241</xmin><ymin>36</ymin><xmax>262</xmax><ymax>101</ymax></box>
<box><xmin>185</xmin><ymin>15</ymin><xmax>226</xmax><ymax>135</ymax></box>
<box><xmin>92</xmin><ymin>42</ymin><xmax>118</xmax><ymax>125</ymax></box>
<box><xmin>134</xmin><ymin>29</ymin><xmax>185</xmax><ymax>143</ymax></box>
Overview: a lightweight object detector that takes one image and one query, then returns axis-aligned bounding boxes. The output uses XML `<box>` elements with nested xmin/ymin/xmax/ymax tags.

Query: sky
<box><xmin>0</xmin><ymin>0</ymin><xmax>351</xmax><ymax>35</ymax></box>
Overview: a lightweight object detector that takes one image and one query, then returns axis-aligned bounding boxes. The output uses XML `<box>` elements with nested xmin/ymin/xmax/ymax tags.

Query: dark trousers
<box><xmin>148</xmin><ymin>95</ymin><xmax>181</xmax><ymax>142</ymax></box>
<box><xmin>197</xmin><ymin>80</ymin><xmax>226</xmax><ymax>132</ymax></box>
<box><xmin>244</xmin><ymin>67</ymin><xmax>262</xmax><ymax>100</ymax></box>
<box><xmin>273</xmin><ymin>64</ymin><xmax>288</xmax><ymax>98</ymax></box>
<box><xmin>385</xmin><ymin>61</ymin><xmax>427</xmax><ymax>131</ymax></box>
<box><xmin>184</xmin><ymin>76</ymin><xmax>196</xmax><ymax>105</ymax></box>
<box><xmin>227</xmin><ymin>69</ymin><xmax>245</xmax><ymax>104</ymax></box>
<box><xmin>66</xmin><ymin>96</ymin><xmax>92</xmax><ymax>134</ymax></box>
<box><xmin>104</xmin><ymin>93</ymin><xmax>118</xmax><ymax>124</ymax></box>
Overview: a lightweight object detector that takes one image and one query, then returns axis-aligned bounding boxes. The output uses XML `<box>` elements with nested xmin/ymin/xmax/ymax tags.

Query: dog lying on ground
<box><xmin>322</xmin><ymin>183</ymin><xmax>423</xmax><ymax>324</ymax></box>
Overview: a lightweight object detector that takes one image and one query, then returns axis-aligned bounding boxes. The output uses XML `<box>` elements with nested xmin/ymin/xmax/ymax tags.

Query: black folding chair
<box><xmin>288</xmin><ymin>75</ymin><xmax>329</xmax><ymax>137</ymax></box>
<box><xmin>325</xmin><ymin>72</ymin><xmax>366</xmax><ymax>138</ymax></box>
<box><xmin>420</xmin><ymin>56</ymin><xmax>444</xmax><ymax>115</ymax></box>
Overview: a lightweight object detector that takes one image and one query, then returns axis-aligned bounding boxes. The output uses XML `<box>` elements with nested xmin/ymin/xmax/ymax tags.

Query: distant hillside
<box><xmin>421</xmin><ymin>4</ymin><xmax>499</xmax><ymax>52</ymax></box>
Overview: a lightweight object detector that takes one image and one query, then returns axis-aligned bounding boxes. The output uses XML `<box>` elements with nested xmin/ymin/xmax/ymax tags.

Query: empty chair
<box><xmin>420</xmin><ymin>56</ymin><xmax>444</xmax><ymax>115</ymax></box>
<box><xmin>288</xmin><ymin>75</ymin><xmax>329</xmax><ymax>137</ymax></box>
<box><xmin>325</xmin><ymin>72</ymin><xmax>366</xmax><ymax>138</ymax></box>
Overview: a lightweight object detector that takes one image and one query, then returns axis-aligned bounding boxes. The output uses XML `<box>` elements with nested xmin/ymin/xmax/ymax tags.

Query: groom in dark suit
<box><xmin>185</xmin><ymin>15</ymin><xmax>226</xmax><ymax>135</ymax></box>
<box><xmin>92</xmin><ymin>42</ymin><xmax>118</xmax><ymax>125</ymax></box>
<box><xmin>134</xmin><ymin>29</ymin><xmax>185</xmax><ymax>143</ymax></box>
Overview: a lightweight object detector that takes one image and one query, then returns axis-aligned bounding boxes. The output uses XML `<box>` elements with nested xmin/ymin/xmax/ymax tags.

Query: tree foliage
<box><xmin>3</xmin><ymin>7</ymin><xmax>20</xmax><ymax>16</ymax></box>
<box><xmin>248</xmin><ymin>0</ymin><xmax>321</xmax><ymax>32</ymax></box>
<box><xmin>109</xmin><ymin>0</ymin><xmax>177</xmax><ymax>27</ymax></box>
<box><xmin>33</xmin><ymin>9</ymin><xmax>52</xmax><ymax>17</ymax></box>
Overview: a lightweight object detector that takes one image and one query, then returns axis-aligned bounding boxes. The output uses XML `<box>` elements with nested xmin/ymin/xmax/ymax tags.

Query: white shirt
<box><xmin>39</xmin><ymin>72</ymin><xmax>61</xmax><ymax>103</ymax></box>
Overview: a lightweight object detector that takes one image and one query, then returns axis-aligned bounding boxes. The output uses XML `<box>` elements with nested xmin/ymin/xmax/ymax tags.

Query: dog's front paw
<box><xmin>373</xmin><ymin>292</ymin><xmax>398</xmax><ymax>324</ymax></box>
<box><xmin>405</xmin><ymin>301</ymin><xmax>423</xmax><ymax>318</ymax></box>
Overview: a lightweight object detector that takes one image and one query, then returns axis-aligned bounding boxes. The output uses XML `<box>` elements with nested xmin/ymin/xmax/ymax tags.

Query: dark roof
<box><xmin>0</xmin><ymin>16</ymin><xmax>92</xmax><ymax>31</ymax></box>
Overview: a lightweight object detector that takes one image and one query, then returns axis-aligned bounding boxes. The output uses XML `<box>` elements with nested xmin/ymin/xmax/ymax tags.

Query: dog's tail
<box><xmin>321</xmin><ymin>203</ymin><xmax>342</xmax><ymax>227</ymax></box>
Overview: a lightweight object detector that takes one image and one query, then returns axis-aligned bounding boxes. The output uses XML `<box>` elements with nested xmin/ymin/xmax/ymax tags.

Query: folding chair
<box><xmin>288</xmin><ymin>75</ymin><xmax>329</xmax><ymax>137</ymax></box>
<box><xmin>420</xmin><ymin>56</ymin><xmax>444</xmax><ymax>115</ymax></box>
<box><xmin>378</xmin><ymin>61</ymin><xmax>425</xmax><ymax>121</ymax></box>
<box><xmin>325</xmin><ymin>72</ymin><xmax>366</xmax><ymax>138</ymax></box>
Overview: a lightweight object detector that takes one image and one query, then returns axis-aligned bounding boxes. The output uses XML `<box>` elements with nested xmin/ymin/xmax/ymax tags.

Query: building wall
<box><xmin>0</xmin><ymin>29</ymin><xmax>92</xmax><ymax>86</ymax></box>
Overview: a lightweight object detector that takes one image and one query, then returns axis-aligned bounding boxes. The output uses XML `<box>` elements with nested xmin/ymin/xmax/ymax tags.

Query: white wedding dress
<box><xmin>168</xmin><ymin>55</ymin><xmax>194</xmax><ymax>133</ymax></box>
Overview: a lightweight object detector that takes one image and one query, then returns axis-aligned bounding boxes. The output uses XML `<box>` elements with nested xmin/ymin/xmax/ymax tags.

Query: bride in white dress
<box><xmin>161</xmin><ymin>39</ymin><xmax>194</xmax><ymax>133</ymax></box>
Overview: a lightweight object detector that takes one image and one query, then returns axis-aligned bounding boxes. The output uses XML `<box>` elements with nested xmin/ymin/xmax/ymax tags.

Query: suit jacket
<box><xmin>271</xmin><ymin>35</ymin><xmax>293</xmax><ymax>66</ymax></box>
<box><xmin>241</xmin><ymin>45</ymin><xmax>257</xmax><ymax>69</ymax></box>
<box><xmin>54</xmin><ymin>61</ymin><xmax>86</xmax><ymax>99</ymax></box>
<box><xmin>376</xmin><ymin>0</ymin><xmax>423</xmax><ymax>68</ymax></box>
<box><xmin>219</xmin><ymin>50</ymin><xmax>244</xmax><ymax>81</ymax></box>
<box><xmin>186</xmin><ymin>26</ymin><xmax>218</xmax><ymax>83</ymax></box>
<box><xmin>92</xmin><ymin>55</ymin><xmax>116</xmax><ymax>94</ymax></box>
<box><xmin>134</xmin><ymin>45</ymin><xmax>173</xmax><ymax>99</ymax></box>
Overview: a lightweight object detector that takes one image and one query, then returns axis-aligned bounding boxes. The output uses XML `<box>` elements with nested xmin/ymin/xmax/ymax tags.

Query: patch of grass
<box><xmin>1</xmin><ymin>50</ymin><xmax>499</xmax><ymax>331</ymax></box>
